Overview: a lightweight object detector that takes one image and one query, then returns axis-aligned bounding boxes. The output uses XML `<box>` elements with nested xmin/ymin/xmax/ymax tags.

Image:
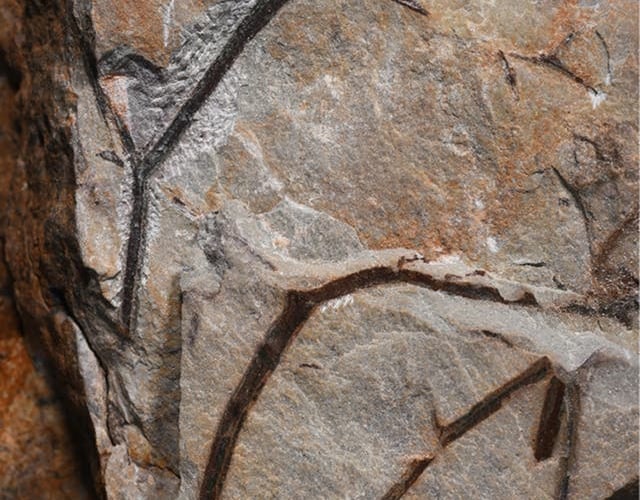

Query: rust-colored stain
<box><xmin>0</xmin><ymin>301</ymin><xmax>33</xmax><ymax>411</ymax></box>
<box><xmin>92</xmin><ymin>0</ymin><xmax>209</xmax><ymax>67</ymax></box>
<box><xmin>0</xmin><ymin>295</ymin><xmax>91</xmax><ymax>498</ymax></box>
<box><xmin>216</xmin><ymin>0</ymin><xmax>637</xmax><ymax>311</ymax></box>
<box><xmin>0</xmin><ymin>46</ymin><xmax>90</xmax><ymax>497</ymax></box>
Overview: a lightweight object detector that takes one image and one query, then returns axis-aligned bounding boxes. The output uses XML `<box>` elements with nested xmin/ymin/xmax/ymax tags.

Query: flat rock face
<box><xmin>4</xmin><ymin>0</ymin><xmax>638</xmax><ymax>499</ymax></box>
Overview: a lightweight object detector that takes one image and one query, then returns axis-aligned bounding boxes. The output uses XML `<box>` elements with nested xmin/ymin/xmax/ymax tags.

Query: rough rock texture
<box><xmin>0</xmin><ymin>287</ymin><xmax>91</xmax><ymax>499</ymax></box>
<box><xmin>3</xmin><ymin>0</ymin><xmax>638</xmax><ymax>499</ymax></box>
<box><xmin>0</xmin><ymin>2</ymin><xmax>91</xmax><ymax>496</ymax></box>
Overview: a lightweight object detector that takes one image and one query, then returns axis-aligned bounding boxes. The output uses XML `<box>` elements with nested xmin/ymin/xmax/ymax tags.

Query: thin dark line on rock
<box><xmin>97</xmin><ymin>150</ymin><xmax>124</xmax><ymax>167</ymax></box>
<box><xmin>510</xmin><ymin>51</ymin><xmax>599</xmax><ymax>95</ymax></box>
<box><xmin>391</xmin><ymin>0</ymin><xmax>429</xmax><ymax>17</ymax></box>
<box><xmin>516</xmin><ymin>261</ymin><xmax>546</xmax><ymax>268</ymax></box>
<box><xmin>66</xmin><ymin>0</ymin><xmax>136</xmax><ymax>158</ymax></box>
<box><xmin>380</xmin><ymin>456</ymin><xmax>434</xmax><ymax>500</ymax></box>
<box><xmin>533</xmin><ymin>376</ymin><xmax>565</xmax><ymax>461</ymax></box>
<box><xmin>119</xmin><ymin>0</ymin><xmax>292</xmax><ymax>332</ymax></box>
<box><xmin>306</xmin><ymin>266</ymin><xmax>540</xmax><ymax>307</ymax></box>
<box><xmin>438</xmin><ymin>357</ymin><xmax>551</xmax><ymax>447</ymax></box>
<box><xmin>498</xmin><ymin>50</ymin><xmax>519</xmax><ymax>100</ymax></box>
<box><xmin>138</xmin><ymin>0</ymin><xmax>291</xmax><ymax>179</ymax></box>
<box><xmin>557</xmin><ymin>382</ymin><xmax>580</xmax><ymax>500</ymax></box>
<box><xmin>594</xmin><ymin>30</ymin><xmax>612</xmax><ymax>84</ymax></box>
<box><xmin>591</xmin><ymin>211</ymin><xmax>638</xmax><ymax>277</ymax></box>
<box><xmin>198</xmin><ymin>264</ymin><xmax>551</xmax><ymax>499</ymax></box>
<box><xmin>552</xmin><ymin>166</ymin><xmax>592</xmax><ymax>248</ymax></box>
<box><xmin>120</xmin><ymin>175</ymin><xmax>145</xmax><ymax>329</ymax></box>
<box><xmin>298</xmin><ymin>362</ymin><xmax>322</xmax><ymax>369</ymax></box>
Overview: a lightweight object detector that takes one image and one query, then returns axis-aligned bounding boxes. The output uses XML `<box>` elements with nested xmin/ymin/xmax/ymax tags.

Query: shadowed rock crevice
<box><xmin>0</xmin><ymin>43</ymin><xmax>94</xmax><ymax>493</ymax></box>
<box><xmin>606</xmin><ymin>478</ymin><xmax>639</xmax><ymax>500</ymax></box>
<box><xmin>0</xmin><ymin>47</ymin><xmax>22</xmax><ymax>91</ymax></box>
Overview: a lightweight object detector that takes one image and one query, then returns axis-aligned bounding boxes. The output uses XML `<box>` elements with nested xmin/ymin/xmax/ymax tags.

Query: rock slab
<box><xmin>3</xmin><ymin>0</ymin><xmax>638</xmax><ymax>499</ymax></box>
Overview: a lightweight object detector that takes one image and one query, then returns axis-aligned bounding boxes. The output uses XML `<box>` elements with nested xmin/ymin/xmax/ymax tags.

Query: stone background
<box><xmin>0</xmin><ymin>1</ymin><xmax>90</xmax><ymax>495</ymax></box>
<box><xmin>0</xmin><ymin>1</ymin><xmax>637</xmax><ymax>499</ymax></box>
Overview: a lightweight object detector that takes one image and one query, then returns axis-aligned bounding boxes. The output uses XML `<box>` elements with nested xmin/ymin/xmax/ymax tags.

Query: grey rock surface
<box><xmin>4</xmin><ymin>0</ymin><xmax>638</xmax><ymax>498</ymax></box>
<box><xmin>181</xmin><ymin>202</ymin><xmax>637</xmax><ymax>499</ymax></box>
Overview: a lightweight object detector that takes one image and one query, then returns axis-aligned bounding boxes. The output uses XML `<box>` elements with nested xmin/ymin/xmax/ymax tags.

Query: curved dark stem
<box><xmin>510</xmin><ymin>52</ymin><xmax>599</xmax><ymax>95</ymax></box>
<box><xmin>594</xmin><ymin>31</ymin><xmax>612</xmax><ymax>84</ymax></box>
<box><xmin>198</xmin><ymin>265</ymin><xmax>544</xmax><ymax>499</ymax></box>
<box><xmin>198</xmin><ymin>292</ymin><xmax>314</xmax><ymax>500</ymax></box>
